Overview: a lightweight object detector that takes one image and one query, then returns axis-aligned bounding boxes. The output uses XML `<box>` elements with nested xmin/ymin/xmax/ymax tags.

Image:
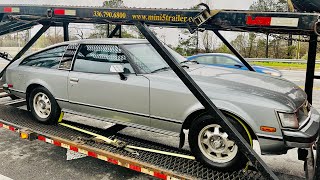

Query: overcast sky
<box><xmin>0</xmin><ymin>0</ymin><xmax>255</xmax><ymax>46</ymax></box>
<box><xmin>0</xmin><ymin>0</ymin><xmax>253</xmax><ymax>9</ymax></box>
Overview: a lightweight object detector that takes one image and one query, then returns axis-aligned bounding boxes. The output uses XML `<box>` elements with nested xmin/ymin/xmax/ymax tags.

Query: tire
<box><xmin>28</xmin><ymin>86</ymin><xmax>61</xmax><ymax>124</ymax></box>
<box><xmin>188</xmin><ymin>114</ymin><xmax>251</xmax><ymax>171</ymax></box>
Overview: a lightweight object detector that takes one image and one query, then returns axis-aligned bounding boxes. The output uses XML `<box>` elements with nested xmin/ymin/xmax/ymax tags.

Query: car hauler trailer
<box><xmin>0</xmin><ymin>4</ymin><xmax>319</xmax><ymax>180</ymax></box>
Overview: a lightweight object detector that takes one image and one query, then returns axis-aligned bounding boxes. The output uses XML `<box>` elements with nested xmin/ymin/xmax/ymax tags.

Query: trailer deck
<box><xmin>0</xmin><ymin>103</ymin><xmax>264</xmax><ymax>180</ymax></box>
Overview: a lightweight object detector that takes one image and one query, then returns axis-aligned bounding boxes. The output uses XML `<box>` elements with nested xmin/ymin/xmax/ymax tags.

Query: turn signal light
<box><xmin>260</xmin><ymin>126</ymin><xmax>276</xmax><ymax>132</ymax></box>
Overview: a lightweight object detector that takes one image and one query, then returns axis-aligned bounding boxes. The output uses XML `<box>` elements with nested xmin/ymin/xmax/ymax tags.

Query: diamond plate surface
<box><xmin>0</xmin><ymin>105</ymin><xmax>265</xmax><ymax>180</ymax></box>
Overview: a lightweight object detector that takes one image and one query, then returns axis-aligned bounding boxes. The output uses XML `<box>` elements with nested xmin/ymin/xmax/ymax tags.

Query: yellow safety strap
<box><xmin>225</xmin><ymin>112</ymin><xmax>253</xmax><ymax>171</ymax></box>
<box><xmin>287</xmin><ymin>0</ymin><xmax>295</xmax><ymax>12</ymax></box>
<box><xmin>210</xmin><ymin>10</ymin><xmax>222</xmax><ymax>17</ymax></box>
<box><xmin>59</xmin><ymin>123</ymin><xmax>196</xmax><ymax>160</ymax></box>
<box><xmin>58</xmin><ymin>112</ymin><xmax>64</xmax><ymax>123</ymax></box>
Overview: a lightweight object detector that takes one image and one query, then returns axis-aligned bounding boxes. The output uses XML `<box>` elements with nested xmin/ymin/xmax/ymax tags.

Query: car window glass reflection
<box><xmin>20</xmin><ymin>45</ymin><xmax>67</xmax><ymax>68</ymax></box>
<box><xmin>73</xmin><ymin>44</ymin><xmax>134</xmax><ymax>74</ymax></box>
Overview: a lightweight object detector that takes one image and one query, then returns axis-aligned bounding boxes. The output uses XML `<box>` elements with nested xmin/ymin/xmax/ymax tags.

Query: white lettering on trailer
<box><xmin>271</xmin><ymin>17</ymin><xmax>299</xmax><ymax>27</ymax></box>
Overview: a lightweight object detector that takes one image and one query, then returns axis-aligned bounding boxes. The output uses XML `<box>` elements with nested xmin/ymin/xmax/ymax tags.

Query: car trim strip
<box><xmin>56</xmin><ymin>98</ymin><xmax>182</xmax><ymax>124</ymax></box>
<box><xmin>62</xmin><ymin>108</ymin><xmax>179</xmax><ymax>137</ymax></box>
<box><xmin>256</xmin><ymin>133</ymin><xmax>283</xmax><ymax>141</ymax></box>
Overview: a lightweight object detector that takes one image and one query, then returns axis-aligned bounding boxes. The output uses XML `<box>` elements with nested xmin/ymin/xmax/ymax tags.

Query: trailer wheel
<box><xmin>189</xmin><ymin>114</ymin><xmax>250</xmax><ymax>171</ymax></box>
<box><xmin>29</xmin><ymin>86</ymin><xmax>61</xmax><ymax>124</ymax></box>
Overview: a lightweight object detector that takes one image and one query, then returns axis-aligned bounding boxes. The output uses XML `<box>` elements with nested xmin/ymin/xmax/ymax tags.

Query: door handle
<box><xmin>70</xmin><ymin>78</ymin><xmax>79</xmax><ymax>83</ymax></box>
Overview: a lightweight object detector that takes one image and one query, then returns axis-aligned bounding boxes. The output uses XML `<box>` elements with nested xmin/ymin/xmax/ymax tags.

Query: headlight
<box><xmin>262</xmin><ymin>70</ymin><xmax>282</xmax><ymax>77</ymax></box>
<box><xmin>277</xmin><ymin>112</ymin><xmax>299</xmax><ymax>129</ymax></box>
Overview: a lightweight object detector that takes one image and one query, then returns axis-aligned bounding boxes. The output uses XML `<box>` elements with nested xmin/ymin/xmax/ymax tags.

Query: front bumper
<box><xmin>259</xmin><ymin>106</ymin><xmax>319</xmax><ymax>155</ymax></box>
<box><xmin>283</xmin><ymin>106</ymin><xmax>319</xmax><ymax>148</ymax></box>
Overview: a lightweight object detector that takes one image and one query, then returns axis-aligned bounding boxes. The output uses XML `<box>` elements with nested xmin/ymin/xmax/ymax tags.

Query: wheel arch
<box><xmin>180</xmin><ymin>108</ymin><xmax>257</xmax><ymax>148</ymax></box>
<box><xmin>25</xmin><ymin>83</ymin><xmax>46</xmax><ymax>111</ymax></box>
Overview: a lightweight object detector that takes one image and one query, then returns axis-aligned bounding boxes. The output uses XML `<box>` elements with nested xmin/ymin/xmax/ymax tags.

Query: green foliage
<box><xmin>215</xmin><ymin>44</ymin><xmax>231</xmax><ymax>54</ymax></box>
<box><xmin>301</xmin><ymin>53</ymin><xmax>320</xmax><ymax>60</ymax></box>
<box><xmin>103</xmin><ymin>0</ymin><xmax>125</xmax><ymax>8</ymax></box>
<box><xmin>174</xmin><ymin>30</ymin><xmax>197</xmax><ymax>56</ymax></box>
<box><xmin>253</xmin><ymin>61</ymin><xmax>320</xmax><ymax>70</ymax></box>
<box><xmin>249</xmin><ymin>0</ymin><xmax>288</xmax><ymax>11</ymax></box>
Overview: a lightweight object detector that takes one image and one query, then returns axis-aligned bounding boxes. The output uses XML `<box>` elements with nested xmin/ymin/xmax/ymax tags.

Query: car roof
<box><xmin>55</xmin><ymin>38</ymin><xmax>149</xmax><ymax>46</ymax></box>
<box><xmin>21</xmin><ymin>38</ymin><xmax>149</xmax><ymax>60</ymax></box>
<box><xmin>191</xmin><ymin>53</ymin><xmax>234</xmax><ymax>57</ymax></box>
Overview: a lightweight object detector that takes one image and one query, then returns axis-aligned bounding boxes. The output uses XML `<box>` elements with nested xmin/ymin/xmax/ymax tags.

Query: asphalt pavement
<box><xmin>0</xmin><ymin>69</ymin><xmax>318</xmax><ymax>180</ymax></box>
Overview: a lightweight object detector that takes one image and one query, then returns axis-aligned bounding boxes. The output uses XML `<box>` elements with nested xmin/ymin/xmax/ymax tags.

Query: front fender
<box><xmin>182</xmin><ymin>100</ymin><xmax>260</xmax><ymax>135</ymax></box>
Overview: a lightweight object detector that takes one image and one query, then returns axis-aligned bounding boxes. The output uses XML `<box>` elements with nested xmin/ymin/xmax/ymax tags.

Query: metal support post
<box><xmin>108</xmin><ymin>25</ymin><xmax>121</xmax><ymax>38</ymax></box>
<box><xmin>213</xmin><ymin>30</ymin><xmax>255</xmax><ymax>71</ymax></box>
<box><xmin>119</xmin><ymin>25</ymin><xmax>122</xmax><ymax>38</ymax></box>
<box><xmin>63</xmin><ymin>23</ymin><xmax>69</xmax><ymax>41</ymax></box>
<box><xmin>304</xmin><ymin>34</ymin><xmax>317</xmax><ymax>104</ymax></box>
<box><xmin>0</xmin><ymin>24</ymin><xmax>50</xmax><ymax>78</ymax></box>
<box><xmin>135</xmin><ymin>22</ymin><xmax>277</xmax><ymax>180</ymax></box>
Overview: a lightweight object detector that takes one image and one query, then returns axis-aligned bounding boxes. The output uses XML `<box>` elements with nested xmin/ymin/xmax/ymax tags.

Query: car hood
<box><xmin>252</xmin><ymin>65</ymin><xmax>279</xmax><ymax>72</ymax></box>
<box><xmin>154</xmin><ymin>65</ymin><xmax>306</xmax><ymax>110</ymax></box>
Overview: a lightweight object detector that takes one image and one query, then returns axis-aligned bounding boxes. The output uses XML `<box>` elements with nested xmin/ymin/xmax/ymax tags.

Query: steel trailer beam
<box><xmin>213</xmin><ymin>30</ymin><xmax>255</xmax><ymax>71</ymax></box>
<box><xmin>135</xmin><ymin>22</ymin><xmax>278</xmax><ymax>180</ymax></box>
<box><xmin>304</xmin><ymin>34</ymin><xmax>318</xmax><ymax>104</ymax></box>
<box><xmin>0</xmin><ymin>24</ymin><xmax>50</xmax><ymax>78</ymax></box>
<box><xmin>108</xmin><ymin>25</ymin><xmax>121</xmax><ymax>38</ymax></box>
<box><xmin>63</xmin><ymin>23</ymin><xmax>69</xmax><ymax>41</ymax></box>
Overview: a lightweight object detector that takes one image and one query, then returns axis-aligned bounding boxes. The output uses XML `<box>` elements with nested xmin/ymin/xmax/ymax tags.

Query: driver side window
<box><xmin>215</xmin><ymin>56</ymin><xmax>239</xmax><ymax>65</ymax></box>
<box><xmin>73</xmin><ymin>44</ymin><xmax>134</xmax><ymax>74</ymax></box>
<box><xmin>194</xmin><ymin>56</ymin><xmax>217</xmax><ymax>64</ymax></box>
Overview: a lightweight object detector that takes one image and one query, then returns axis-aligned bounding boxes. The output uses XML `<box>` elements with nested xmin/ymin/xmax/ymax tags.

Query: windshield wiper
<box><xmin>151</xmin><ymin>67</ymin><xmax>170</xmax><ymax>73</ymax></box>
<box><xmin>180</xmin><ymin>60</ymin><xmax>199</xmax><ymax>64</ymax></box>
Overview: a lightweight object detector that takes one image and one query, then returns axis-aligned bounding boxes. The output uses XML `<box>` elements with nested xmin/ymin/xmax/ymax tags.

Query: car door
<box><xmin>67</xmin><ymin>44</ymin><xmax>150</xmax><ymax>127</ymax></box>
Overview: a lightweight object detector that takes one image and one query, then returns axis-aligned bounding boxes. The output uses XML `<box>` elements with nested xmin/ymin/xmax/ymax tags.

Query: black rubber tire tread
<box><xmin>188</xmin><ymin>114</ymin><xmax>250</xmax><ymax>171</ymax></box>
<box><xmin>28</xmin><ymin>86</ymin><xmax>61</xmax><ymax>125</ymax></box>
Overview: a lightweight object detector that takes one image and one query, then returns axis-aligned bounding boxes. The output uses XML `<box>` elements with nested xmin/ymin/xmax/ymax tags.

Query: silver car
<box><xmin>2</xmin><ymin>38</ymin><xmax>319</xmax><ymax>171</ymax></box>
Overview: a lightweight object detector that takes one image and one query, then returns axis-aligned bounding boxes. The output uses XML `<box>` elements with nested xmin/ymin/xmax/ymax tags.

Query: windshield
<box><xmin>123</xmin><ymin>43</ymin><xmax>186</xmax><ymax>73</ymax></box>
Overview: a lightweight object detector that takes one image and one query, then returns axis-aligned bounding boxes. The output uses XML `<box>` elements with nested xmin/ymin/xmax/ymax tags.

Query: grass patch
<box><xmin>252</xmin><ymin>61</ymin><xmax>320</xmax><ymax>70</ymax></box>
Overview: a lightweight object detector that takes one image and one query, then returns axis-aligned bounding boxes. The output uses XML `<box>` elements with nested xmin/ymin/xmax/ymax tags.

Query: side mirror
<box><xmin>110</xmin><ymin>65</ymin><xmax>127</xmax><ymax>81</ymax></box>
<box><xmin>110</xmin><ymin>65</ymin><xmax>124</xmax><ymax>73</ymax></box>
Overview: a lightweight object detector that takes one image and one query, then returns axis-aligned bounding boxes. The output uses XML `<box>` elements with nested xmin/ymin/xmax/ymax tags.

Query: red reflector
<box><xmin>54</xmin><ymin>9</ymin><xmax>65</xmax><ymax>15</ymax></box>
<box><xmin>9</xmin><ymin>126</ymin><xmax>15</xmax><ymax>131</ymax></box>
<box><xmin>38</xmin><ymin>136</ymin><xmax>46</xmax><ymax>141</ymax></box>
<box><xmin>0</xmin><ymin>123</ymin><xmax>3</xmax><ymax>127</ymax></box>
<box><xmin>8</xmin><ymin>84</ymin><xmax>13</xmax><ymax>88</ymax></box>
<box><xmin>246</xmin><ymin>16</ymin><xmax>271</xmax><ymax>26</ymax></box>
<box><xmin>129</xmin><ymin>164</ymin><xmax>141</xmax><ymax>172</ymax></box>
<box><xmin>108</xmin><ymin>158</ymin><xmax>118</xmax><ymax>164</ymax></box>
<box><xmin>70</xmin><ymin>146</ymin><xmax>78</xmax><ymax>152</ymax></box>
<box><xmin>154</xmin><ymin>172</ymin><xmax>167</xmax><ymax>180</ymax></box>
<box><xmin>3</xmin><ymin>7</ymin><xmax>12</xmax><ymax>13</ymax></box>
<box><xmin>88</xmin><ymin>151</ymin><xmax>97</xmax><ymax>158</ymax></box>
<box><xmin>53</xmin><ymin>141</ymin><xmax>61</xmax><ymax>146</ymax></box>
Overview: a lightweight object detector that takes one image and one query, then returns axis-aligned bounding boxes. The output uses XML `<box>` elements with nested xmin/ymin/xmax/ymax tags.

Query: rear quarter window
<box><xmin>20</xmin><ymin>45</ymin><xmax>67</xmax><ymax>69</ymax></box>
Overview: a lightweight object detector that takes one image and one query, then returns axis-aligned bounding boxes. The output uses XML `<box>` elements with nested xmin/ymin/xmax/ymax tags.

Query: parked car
<box><xmin>3</xmin><ymin>38</ymin><xmax>319</xmax><ymax>171</ymax></box>
<box><xmin>187</xmin><ymin>53</ymin><xmax>282</xmax><ymax>77</ymax></box>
